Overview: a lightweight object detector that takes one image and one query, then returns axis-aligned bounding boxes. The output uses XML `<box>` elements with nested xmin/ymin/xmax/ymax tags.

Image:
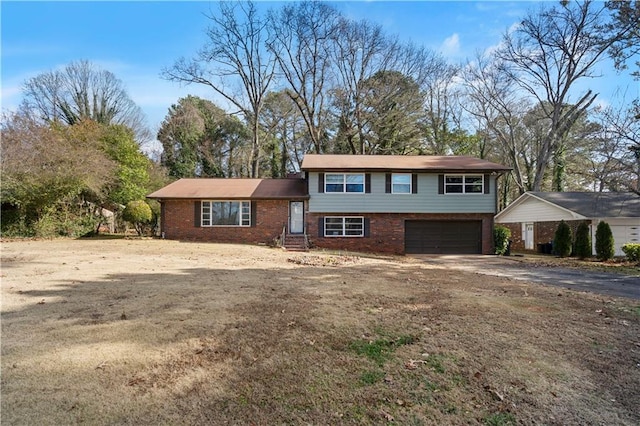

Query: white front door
<box><xmin>524</xmin><ymin>223</ymin><xmax>534</xmax><ymax>250</ymax></box>
<box><xmin>289</xmin><ymin>201</ymin><xmax>304</xmax><ymax>234</ymax></box>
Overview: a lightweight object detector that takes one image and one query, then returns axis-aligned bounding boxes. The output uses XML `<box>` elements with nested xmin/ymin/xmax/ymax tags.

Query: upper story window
<box><xmin>202</xmin><ymin>201</ymin><xmax>251</xmax><ymax>226</ymax></box>
<box><xmin>325</xmin><ymin>173</ymin><xmax>364</xmax><ymax>193</ymax></box>
<box><xmin>392</xmin><ymin>173</ymin><xmax>412</xmax><ymax>194</ymax></box>
<box><xmin>445</xmin><ymin>175</ymin><xmax>484</xmax><ymax>194</ymax></box>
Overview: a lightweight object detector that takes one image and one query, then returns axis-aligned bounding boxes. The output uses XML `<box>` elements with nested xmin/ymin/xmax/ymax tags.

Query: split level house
<box><xmin>147</xmin><ymin>154</ymin><xmax>511</xmax><ymax>255</ymax></box>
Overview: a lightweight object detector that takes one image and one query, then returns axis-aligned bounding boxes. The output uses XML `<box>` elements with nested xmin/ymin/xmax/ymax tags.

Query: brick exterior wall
<box><xmin>306</xmin><ymin>212</ymin><xmax>495</xmax><ymax>255</ymax></box>
<box><xmin>500</xmin><ymin>223</ymin><xmax>523</xmax><ymax>250</ymax></box>
<box><xmin>500</xmin><ymin>220</ymin><xmax>591</xmax><ymax>252</ymax></box>
<box><xmin>160</xmin><ymin>199</ymin><xmax>292</xmax><ymax>245</ymax></box>
<box><xmin>160</xmin><ymin>199</ymin><xmax>496</xmax><ymax>255</ymax></box>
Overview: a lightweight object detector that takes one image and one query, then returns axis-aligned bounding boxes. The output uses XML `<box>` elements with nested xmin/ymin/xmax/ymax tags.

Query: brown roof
<box><xmin>300</xmin><ymin>154</ymin><xmax>511</xmax><ymax>172</ymax></box>
<box><xmin>147</xmin><ymin>178</ymin><xmax>308</xmax><ymax>200</ymax></box>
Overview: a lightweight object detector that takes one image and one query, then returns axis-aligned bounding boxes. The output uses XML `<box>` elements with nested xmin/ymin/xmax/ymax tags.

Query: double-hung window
<box><xmin>324</xmin><ymin>217</ymin><xmax>364</xmax><ymax>237</ymax></box>
<box><xmin>445</xmin><ymin>175</ymin><xmax>483</xmax><ymax>194</ymax></box>
<box><xmin>202</xmin><ymin>201</ymin><xmax>251</xmax><ymax>226</ymax></box>
<box><xmin>392</xmin><ymin>173</ymin><xmax>412</xmax><ymax>194</ymax></box>
<box><xmin>325</xmin><ymin>173</ymin><xmax>364</xmax><ymax>193</ymax></box>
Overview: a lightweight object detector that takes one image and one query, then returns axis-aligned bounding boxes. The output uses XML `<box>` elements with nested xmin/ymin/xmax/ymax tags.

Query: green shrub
<box><xmin>0</xmin><ymin>215</ymin><xmax>34</xmax><ymax>238</ymax></box>
<box><xmin>622</xmin><ymin>243</ymin><xmax>640</xmax><ymax>262</ymax></box>
<box><xmin>553</xmin><ymin>220</ymin><xmax>572</xmax><ymax>258</ymax></box>
<box><xmin>0</xmin><ymin>203</ymin><xmax>98</xmax><ymax>238</ymax></box>
<box><xmin>493</xmin><ymin>225</ymin><xmax>511</xmax><ymax>255</ymax></box>
<box><xmin>574</xmin><ymin>222</ymin><xmax>592</xmax><ymax>259</ymax></box>
<box><xmin>123</xmin><ymin>200</ymin><xmax>153</xmax><ymax>236</ymax></box>
<box><xmin>595</xmin><ymin>221</ymin><xmax>615</xmax><ymax>261</ymax></box>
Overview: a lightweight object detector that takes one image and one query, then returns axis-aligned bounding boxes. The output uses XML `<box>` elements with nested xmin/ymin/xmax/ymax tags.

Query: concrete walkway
<box><xmin>413</xmin><ymin>255</ymin><xmax>640</xmax><ymax>300</ymax></box>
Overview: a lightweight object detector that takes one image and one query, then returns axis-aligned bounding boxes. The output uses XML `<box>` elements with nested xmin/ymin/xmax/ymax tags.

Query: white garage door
<box><xmin>608</xmin><ymin>219</ymin><xmax>640</xmax><ymax>256</ymax></box>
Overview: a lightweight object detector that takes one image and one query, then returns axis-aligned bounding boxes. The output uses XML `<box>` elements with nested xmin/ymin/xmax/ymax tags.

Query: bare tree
<box><xmin>420</xmin><ymin>55</ymin><xmax>462</xmax><ymax>155</ymax></box>
<box><xmin>463</xmin><ymin>53</ymin><xmax>533</xmax><ymax>195</ymax></box>
<box><xmin>331</xmin><ymin>18</ymin><xmax>396</xmax><ymax>154</ymax></box>
<box><xmin>267</xmin><ymin>0</ymin><xmax>341</xmax><ymax>154</ymax></box>
<box><xmin>497</xmin><ymin>0</ymin><xmax>634</xmax><ymax>190</ymax></box>
<box><xmin>589</xmin><ymin>103</ymin><xmax>640</xmax><ymax>194</ymax></box>
<box><xmin>21</xmin><ymin>60</ymin><xmax>150</xmax><ymax>142</ymax></box>
<box><xmin>162</xmin><ymin>0</ymin><xmax>276</xmax><ymax>177</ymax></box>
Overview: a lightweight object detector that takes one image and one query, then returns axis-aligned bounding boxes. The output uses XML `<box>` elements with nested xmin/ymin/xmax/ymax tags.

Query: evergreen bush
<box><xmin>553</xmin><ymin>220</ymin><xmax>572</xmax><ymax>258</ymax></box>
<box><xmin>595</xmin><ymin>221</ymin><xmax>615</xmax><ymax>261</ymax></box>
<box><xmin>493</xmin><ymin>226</ymin><xmax>511</xmax><ymax>255</ymax></box>
<box><xmin>123</xmin><ymin>200</ymin><xmax>153</xmax><ymax>236</ymax></box>
<box><xmin>621</xmin><ymin>243</ymin><xmax>640</xmax><ymax>262</ymax></box>
<box><xmin>574</xmin><ymin>222</ymin><xmax>592</xmax><ymax>260</ymax></box>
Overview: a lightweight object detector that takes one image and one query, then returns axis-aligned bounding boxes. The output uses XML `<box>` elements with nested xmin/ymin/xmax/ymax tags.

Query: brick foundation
<box><xmin>306</xmin><ymin>212</ymin><xmax>495</xmax><ymax>255</ymax></box>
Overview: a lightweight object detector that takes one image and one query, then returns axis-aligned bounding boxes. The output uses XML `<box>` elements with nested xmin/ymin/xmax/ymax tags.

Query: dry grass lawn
<box><xmin>1</xmin><ymin>239</ymin><xmax>639</xmax><ymax>425</ymax></box>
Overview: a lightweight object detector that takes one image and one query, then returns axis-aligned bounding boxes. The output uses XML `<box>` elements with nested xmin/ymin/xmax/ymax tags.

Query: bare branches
<box><xmin>162</xmin><ymin>0</ymin><xmax>276</xmax><ymax>177</ymax></box>
<box><xmin>267</xmin><ymin>0</ymin><xmax>341</xmax><ymax>154</ymax></box>
<box><xmin>496</xmin><ymin>1</ymin><xmax>624</xmax><ymax>190</ymax></box>
<box><xmin>21</xmin><ymin>60</ymin><xmax>150</xmax><ymax>142</ymax></box>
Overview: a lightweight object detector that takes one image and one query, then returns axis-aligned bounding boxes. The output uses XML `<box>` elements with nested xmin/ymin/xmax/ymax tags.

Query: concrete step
<box><xmin>284</xmin><ymin>235</ymin><xmax>308</xmax><ymax>251</ymax></box>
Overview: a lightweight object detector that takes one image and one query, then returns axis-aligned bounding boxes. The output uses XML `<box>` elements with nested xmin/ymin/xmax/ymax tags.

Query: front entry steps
<box><xmin>283</xmin><ymin>234</ymin><xmax>308</xmax><ymax>252</ymax></box>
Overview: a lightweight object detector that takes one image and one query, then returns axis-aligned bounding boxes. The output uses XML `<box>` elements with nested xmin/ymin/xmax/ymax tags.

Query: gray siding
<box><xmin>308</xmin><ymin>173</ymin><xmax>497</xmax><ymax>213</ymax></box>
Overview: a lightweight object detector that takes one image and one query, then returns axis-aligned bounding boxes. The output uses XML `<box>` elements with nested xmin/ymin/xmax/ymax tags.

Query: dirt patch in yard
<box><xmin>2</xmin><ymin>239</ymin><xmax>639</xmax><ymax>425</ymax></box>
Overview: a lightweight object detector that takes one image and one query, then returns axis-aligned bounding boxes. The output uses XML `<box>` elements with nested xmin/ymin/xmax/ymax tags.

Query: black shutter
<box><xmin>364</xmin><ymin>218</ymin><xmax>370</xmax><ymax>237</ymax></box>
<box><xmin>484</xmin><ymin>174</ymin><xmax>490</xmax><ymax>194</ymax></box>
<box><xmin>438</xmin><ymin>175</ymin><xmax>444</xmax><ymax>194</ymax></box>
<box><xmin>412</xmin><ymin>174</ymin><xmax>418</xmax><ymax>194</ymax></box>
<box><xmin>365</xmin><ymin>173</ymin><xmax>371</xmax><ymax>193</ymax></box>
<box><xmin>251</xmin><ymin>201</ymin><xmax>257</xmax><ymax>227</ymax></box>
<box><xmin>318</xmin><ymin>173</ymin><xmax>324</xmax><ymax>193</ymax></box>
<box><xmin>160</xmin><ymin>202</ymin><xmax>165</xmax><ymax>235</ymax></box>
<box><xmin>194</xmin><ymin>201</ymin><xmax>201</xmax><ymax>227</ymax></box>
<box><xmin>385</xmin><ymin>174</ymin><xmax>392</xmax><ymax>193</ymax></box>
<box><xmin>318</xmin><ymin>217</ymin><xmax>324</xmax><ymax>237</ymax></box>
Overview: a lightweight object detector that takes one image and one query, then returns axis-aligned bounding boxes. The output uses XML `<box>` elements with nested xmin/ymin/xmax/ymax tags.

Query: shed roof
<box><xmin>300</xmin><ymin>154</ymin><xmax>511</xmax><ymax>172</ymax></box>
<box><xmin>147</xmin><ymin>178</ymin><xmax>308</xmax><ymax>200</ymax></box>
<box><xmin>528</xmin><ymin>192</ymin><xmax>640</xmax><ymax>218</ymax></box>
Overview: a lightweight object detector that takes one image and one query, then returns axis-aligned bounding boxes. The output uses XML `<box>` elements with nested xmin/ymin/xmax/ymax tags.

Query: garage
<box><xmin>405</xmin><ymin>220</ymin><xmax>482</xmax><ymax>254</ymax></box>
<box><xmin>607</xmin><ymin>220</ymin><xmax>640</xmax><ymax>256</ymax></box>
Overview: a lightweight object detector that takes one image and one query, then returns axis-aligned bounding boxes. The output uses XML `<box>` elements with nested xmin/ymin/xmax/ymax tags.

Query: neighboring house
<box><xmin>148</xmin><ymin>154</ymin><xmax>511</xmax><ymax>254</ymax></box>
<box><xmin>495</xmin><ymin>192</ymin><xmax>640</xmax><ymax>256</ymax></box>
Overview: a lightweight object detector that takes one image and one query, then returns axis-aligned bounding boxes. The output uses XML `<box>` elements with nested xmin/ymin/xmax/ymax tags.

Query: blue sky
<box><xmin>2</xmin><ymin>1</ymin><xmax>637</xmax><ymax>150</ymax></box>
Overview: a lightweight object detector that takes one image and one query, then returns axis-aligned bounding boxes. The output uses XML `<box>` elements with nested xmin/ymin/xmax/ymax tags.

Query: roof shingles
<box><xmin>147</xmin><ymin>178</ymin><xmax>308</xmax><ymax>200</ymax></box>
<box><xmin>300</xmin><ymin>154</ymin><xmax>511</xmax><ymax>172</ymax></box>
<box><xmin>530</xmin><ymin>192</ymin><xmax>640</xmax><ymax>218</ymax></box>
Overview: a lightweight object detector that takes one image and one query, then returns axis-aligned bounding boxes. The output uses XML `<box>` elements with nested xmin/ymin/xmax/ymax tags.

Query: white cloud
<box><xmin>0</xmin><ymin>75</ymin><xmax>29</xmax><ymax>114</ymax></box>
<box><xmin>440</xmin><ymin>33</ymin><xmax>460</xmax><ymax>57</ymax></box>
<box><xmin>0</xmin><ymin>85</ymin><xmax>22</xmax><ymax>110</ymax></box>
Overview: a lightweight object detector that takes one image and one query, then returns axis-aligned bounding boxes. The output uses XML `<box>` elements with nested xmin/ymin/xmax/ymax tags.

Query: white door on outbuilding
<box><xmin>523</xmin><ymin>223</ymin><xmax>534</xmax><ymax>250</ymax></box>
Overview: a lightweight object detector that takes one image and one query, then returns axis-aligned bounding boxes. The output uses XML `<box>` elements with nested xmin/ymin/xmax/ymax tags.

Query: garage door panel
<box><xmin>610</xmin><ymin>224</ymin><xmax>640</xmax><ymax>256</ymax></box>
<box><xmin>405</xmin><ymin>220</ymin><xmax>482</xmax><ymax>254</ymax></box>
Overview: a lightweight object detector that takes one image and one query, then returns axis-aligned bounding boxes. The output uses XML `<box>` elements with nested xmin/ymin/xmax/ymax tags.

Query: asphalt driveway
<box><xmin>413</xmin><ymin>255</ymin><xmax>640</xmax><ymax>300</ymax></box>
